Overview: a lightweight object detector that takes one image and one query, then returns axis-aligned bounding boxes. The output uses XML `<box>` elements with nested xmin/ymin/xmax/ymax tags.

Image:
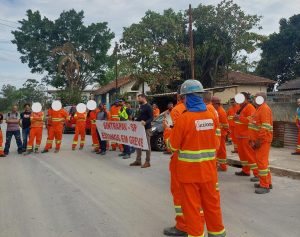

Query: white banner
<box><xmin>96</xmin><ymin>120</ymin><xmax>149</xmax><ymax>150</ymax></box>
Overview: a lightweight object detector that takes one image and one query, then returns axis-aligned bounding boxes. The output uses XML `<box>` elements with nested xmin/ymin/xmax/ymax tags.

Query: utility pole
<box><xmin>114</xmin><ymin>42</ymin><xmax>119</xmax><ymax>96</ymax></box>
<box><xmin>189</xmin><ymin>4</ymin><xmax>195</xmax><ymax>79</ymax></box>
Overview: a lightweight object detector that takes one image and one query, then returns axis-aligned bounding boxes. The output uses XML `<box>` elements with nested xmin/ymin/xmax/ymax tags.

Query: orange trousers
<box><xmin>44</xmin><ymin>125</ymin><xmax>63</xmax><ymax>151</ymax></box>
<box><xmin>72</xmin><ymin>125</ymin><xmax>86</xmax><ymax>149</ymax></box>
<box><xmin>180</xmin><ymin>181</ymin><xmax>226</xmax><ymax>237</ymax></box>
<box><xmin>297</xmin><ymin>129</ymin><xmax>300</xmax><ymax>153</ymax></box>
<box><xmin>27</xmin><ymin>127</ymin><xmax>43</xmax><ymax>151</ymax></box>
<box><xmin>255</xmin><ymin>142</ymin><xmax>272</xmax><ymax>188</ymax></box>
<box><xmin>0</xmin><ymin>130</ymin><xmax>3</xmax><ymax>155</ymax></box>
<box><xmin>217</xmin><ymin>136</ymin><xmax>227</xmax><ymax>171</ymax></box>
<box><xmin>111</xmin><ymin>142</ymin><xmax>123</xmax><ymax>151</ymax></box>
<box><xmin>170</xmin><ymin>153</ymin><xmax>187</xmax><ymax>232</ymax></box>
<box><xmin>237</xmin><ymin>138</ymin><xmax>258</xmax><ymax>176</ymax></box>
<box><xmin>91</xmin><ymin>124</ymin><xmax>99</xmax><ymax>151</ymax></box>
<box><xmin>45</xmin><ymin>126</ymin><xmax>53</xmax><ymax>150</ymax></box>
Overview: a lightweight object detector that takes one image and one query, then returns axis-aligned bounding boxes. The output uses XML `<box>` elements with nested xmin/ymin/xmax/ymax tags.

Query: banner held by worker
<box><xmin>96</xmin><ymin>121</ymin><xmax>149</xmax><ymax>150</ymax></box>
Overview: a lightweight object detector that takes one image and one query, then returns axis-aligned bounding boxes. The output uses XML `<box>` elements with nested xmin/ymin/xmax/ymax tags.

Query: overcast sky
<box><xmin>0</xmin><ymin>0</ymin><xmax>299</xmax><ymax>89</ymax></box>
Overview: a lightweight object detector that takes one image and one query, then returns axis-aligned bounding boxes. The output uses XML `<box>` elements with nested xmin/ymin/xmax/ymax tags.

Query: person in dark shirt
<box><xmin>20</xmin><ymin>104</ymin><xmax>32</xmax><ymax>152</ymax></box>
<box><xmin>130</xmin><ymin>94</ymin><xmax>153</xmax><ymax>168</ymax></box>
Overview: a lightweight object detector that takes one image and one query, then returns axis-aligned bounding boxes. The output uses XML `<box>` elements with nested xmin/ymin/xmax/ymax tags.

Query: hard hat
<box><xmin>180</xmin><ymin>79</ymin><xmax>204</xmax><ymax>95</ymax></box>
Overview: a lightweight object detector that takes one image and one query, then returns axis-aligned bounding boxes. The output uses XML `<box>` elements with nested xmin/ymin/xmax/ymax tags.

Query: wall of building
<box><xmin>213</xmin><ymin>85</ymin><xmax>268</xmax><ymax>103</ymax></box>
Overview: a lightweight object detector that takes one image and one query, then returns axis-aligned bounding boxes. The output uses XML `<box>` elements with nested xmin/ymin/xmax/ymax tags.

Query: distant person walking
<box><xmin>4</xmin><ymin>105</ymin><xmax>23</xmax><ymax>155</ymax></box>
<box><xmin>292</xmin><ymin>98</ymin><xmax>300</xmax><ymax>155</ymax></box>
<box><xmin>130</xmin><ymin>94</ymin><xmax>153</xmax><ymax>168</ymax></box>
<box><xmin>20</xmin><ymin>103</ymin><xmax>32</xmax><ymax>152</ymax></box>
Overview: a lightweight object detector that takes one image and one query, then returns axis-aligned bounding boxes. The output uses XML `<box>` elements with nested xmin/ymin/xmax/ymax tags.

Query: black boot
<box><xmin>163</xmin><ymin>227</ymin><xmax>187</xmax><ymax>236</ymax></box>
<box><xmin>255</xmin><ymin>186</ymin><xmax>270</xmax><ymax>194</ymax></box>
<box><xmin>254</xmin><ymin>183</ymin><xmax>273</xmax><ymax>189</ymax></box>
<box><xmin>235</xmin><ymin>171</ymin><xmax>250</xmax><ymax>176</ymax></box>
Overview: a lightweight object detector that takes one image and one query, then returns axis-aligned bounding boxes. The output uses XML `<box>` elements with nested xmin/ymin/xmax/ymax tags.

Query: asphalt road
<box><xmin>0</xmin><ymin>131</ymin><xmax>299</xmax><ymax>237</ymax></box>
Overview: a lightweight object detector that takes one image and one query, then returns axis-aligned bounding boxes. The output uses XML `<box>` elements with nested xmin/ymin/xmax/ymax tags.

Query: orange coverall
<box><xmin>27</xmin><ymin>112</ymin><xmax>44</xmax><ymax>152</ymax></box>
<box><xmin>44</xmin><ymin>109</ymin><xmax>68</xmax><ymax>151</ymax></box>
<box><xmin>207</xmin><ymin>103</ymin><xmax>221</xmax><ymax>149</ymax></box>
<box><xmin>72</xmin><ymin>112</ymin><xmax>87</xmax><ymax>149</ymax></box>
<box><xmin>168</xmin><ymin>110</ymin><xmax>226</xmax><ymax>237</ymax></box>
<box><xmin>46</xmin><ymin>109</ymin><xmax>53</xmax><ymax>149</ymax></box>
<box><xmin>227</xmin><ymin>104</ymin><xmax>239</xmax><ymax>152</ymax></box>
<box><xmin>216</xmin><ymin>106</ymin><xmax>229</xmax><ymax>171</ymax></box>
<box><xmin>110</xmin><ymin>105</ymin><xmax>123</xmax><ymax>151</ymax></box>
<box><xmin>249</xmin><ymin>103</ymin><xmax>273</xmax><ymax>188</ymax></box>
<box><xmin>90</xmin><ymin>109</ymin><xmax>100</xmax><ymax>152</ymax></box>
<box><xmin>234</xmin><ymin>103</ymin><xmax>259</xmax><ymax>176</ymax></box>
<box><xmin>164</xmin><ymin>101</ymin><xmax>188</xmax><ymax>232</ymax></box>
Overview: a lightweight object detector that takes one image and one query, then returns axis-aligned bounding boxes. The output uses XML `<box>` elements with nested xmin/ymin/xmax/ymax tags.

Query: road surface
<box><xmin>0</xmin><ymin>132</ymin><xmax>299</xmax><ymax>237</ymax></box>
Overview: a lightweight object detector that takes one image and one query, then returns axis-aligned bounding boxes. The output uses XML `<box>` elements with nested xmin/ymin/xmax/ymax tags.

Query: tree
<box><xmin>256</xmin><ymin>14</ymin><xmax>300</xmax><ymax>84</ymax></box>
<box><xmin>12</xmin><ymin>9</ymin><xmax>114</xmax><ymax>102</ymax></box>
<box><xmin>120</xmin><ymin>9</ymin><xmax>189</xmax><ymax>93</ymax></box>
<box><xmin>19</xmin><ymin>79</ymin><xmax>47</xmax><ymax>105</ymax></box>
<box><xmin>192</xmin><ymin>0</ymin><xmax>264</xmax><ymax>87</ymax></box>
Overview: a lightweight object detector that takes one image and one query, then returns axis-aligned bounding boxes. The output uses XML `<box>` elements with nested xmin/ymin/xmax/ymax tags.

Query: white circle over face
<box><xmin>76</xmin><ymin>103</ymin><xmax>87</xmax><ymax>113</ymax></box>
<box><xmin>255</xmin><ymin>96</ymin><xmax>265</xmax><ymax>105</ymax></box>
<box><xmin>235</xmin><ymin>93</ymin><xmax>245</xmax><ymax>104</ymax></box>
<box><xmin>87</xmin><ymin>100</ymin><xmax>97</xmax><ymax>110</ymax></box>
<box><xmin>32</xmin><ymin>102</ymin><xmax>42</xmax><ymax>113</ymax></box>
<box><xmin>52</xmin><ymin>100</ymin><xmax>62</xmax><ymax>111</ymax></box>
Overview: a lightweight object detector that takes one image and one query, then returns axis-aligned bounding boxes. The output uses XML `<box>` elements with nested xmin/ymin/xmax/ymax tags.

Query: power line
<box><xmin>0</xmin><ymin>22</ymin><xmax>17</xmax><ymax>29</ymax></box>
<box><xmin>0</xmin><ymin>18</ymin><xmax>20</xmax><ymax>25</ymax></box>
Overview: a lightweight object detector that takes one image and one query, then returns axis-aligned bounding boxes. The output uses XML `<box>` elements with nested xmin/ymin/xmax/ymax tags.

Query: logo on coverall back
<box><xmin>195</xmin><ymin>119</ymin><xmax>214</xmax><ymax>131</ymax></box>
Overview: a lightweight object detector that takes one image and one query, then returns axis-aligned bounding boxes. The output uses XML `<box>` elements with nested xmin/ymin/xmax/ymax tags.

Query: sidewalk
<box><xmin>226</xmin><ymin>145</ymin><xmax>300</xmax><ymax>180</ymax></box>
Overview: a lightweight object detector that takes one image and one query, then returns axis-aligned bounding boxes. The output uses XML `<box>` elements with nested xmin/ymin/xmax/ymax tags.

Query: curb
<box><xmin>227</xmin><ymin>158</ymin><xmax>300</xmax><ymax>180</ymax></box>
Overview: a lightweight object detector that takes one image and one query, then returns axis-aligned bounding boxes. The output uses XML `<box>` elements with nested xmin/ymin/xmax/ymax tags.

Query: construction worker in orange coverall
<box><xmin>227</xmin><ymin>98</ymin><xmax>239</xmax><ymax>153</ymax></box>
<box><xmin>167</xmin><ymin>80</ymin><xmax>226</xmax><ymax>237</ymax></box>
<box><xmin>234</xmin><ymin>92</ymin><xmax>259</xmax><ymax>179</ymax></box>
<box><xmin>163</xmin><ymin>92</ymin><xmax>188</xmax><ymax>236</ymax></box>
<box><xmin>72</xmin><ymin>111</ymin><xmax>87</xmax><ymax>150</ymax></box>
<box><xmin>212</xmin><ymin>96</ymin><xmax>229</xmax><ymax>172</ymax></box>
<box><xmin>42</xmin><ymin>108</ymin><xmax>68</xmax><ymax>153</ymax></box>
<box><xmin>249</xmin><ymin>92</ymin><xmax>273</xmax><ymax>194</ymax></box>
<box><xmin>292</xmin><ymin>98</ymin><xmax>300</xmax><ymax>155</ymax></box>
<box><xmin>0</xmin><ymin>113</ymin><xmax>5</xmax><ymax>157</ymax></box>
<box><xmin>110</xmin><ymin>100</ymin><xmax>123</xmax><ymax>151</ymax></box>
<box><xmin>89</xmin><ymin>108</ymin><xmax>100</xmax><ymax>152</ymax></box>
<box><xmin>203</xmin><ymin>91</ymin><xmax>221</xmax><ymax>148</ymax></box>
<box><xmin>25</xmin><ymin>111</ymin><xmax>44</xmax><ymax>154</ymax></box>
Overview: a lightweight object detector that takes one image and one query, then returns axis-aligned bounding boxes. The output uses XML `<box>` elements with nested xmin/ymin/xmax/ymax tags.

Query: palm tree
<box><xmin>52</xmin><ymin>42</ymin><xmax>91</xmax><ymax>92</ymax></box>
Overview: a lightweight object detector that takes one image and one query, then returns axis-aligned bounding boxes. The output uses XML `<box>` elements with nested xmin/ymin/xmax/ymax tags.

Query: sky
<box><xmin>0</xmin><ymin>0</ymin><xmax>299</xmax><ymax>89</ymax></box>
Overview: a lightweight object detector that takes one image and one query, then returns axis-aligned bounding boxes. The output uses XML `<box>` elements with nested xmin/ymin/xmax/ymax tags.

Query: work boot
<box><xmin>254</xmin><ymin>183</ymin><xmax>273</xmax><ymax>189</ymax></box>
<box><xmin>291</xmin><ymin>152</ymin><xmax>300</xmax><ymax>155</ymax></box>
<box><xmin>130</xmin><ymin>161</ymin><xmax>141</xmax><ymax>166</ymax></box>
<box><xmin>72</xmin><ymin>148</ymin><xmax>76</xmax><ymax>151</ymax></box>
<box><xmin>41</xmin><ymin>150</ymin><xmax>49</xmax><ymax>153</ymax></box>
<box><xmin>23</xmin><ymin>151</ymin><xmax>32</xmax><ymax>156</ymax></box>
<box><xmin>250</xmin><ymin>176</ymin><xmax>260</xmax><ymax>182</ymax></box>
<box><xmin>118</xmin><ymin>153</ymin><xmax>126</xmax><ymax>157</ymax></box>
<box><xmin>54</xmin><ymin>149</ymin><xmax>60</xmax><ymax>153</ymax></box>
<box><xmin>235</xmin><ymin>171</ymin><xmax>250</xmax><ymax>176</ymax></box>
<box><xmin>255</xmin><ymin>187</ymin><xmax>270</xmax><ymax>194</ymax></box>
<box><xmin>122</xmin><ymin>154</ymin><xmax>131</xmax><ymax>159</ymax></box>
<box><xmin>0</xmin><ymin>154</ymin><xmax>6</xmax><ymax>157</ymax></box>
<box><xmin>79</xmin><ymin>147</ymin><xmax>83</xmax><ymax>150</ymax></box>
<box><xmin>163</xmin><ymin>226</ymin><xmax>187</xmax><ymax>236</ymax></box>
<box><xmin>141</xmin><ymin>162</ymin><xmax>151</xmax><ymax>168</ymax></box>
